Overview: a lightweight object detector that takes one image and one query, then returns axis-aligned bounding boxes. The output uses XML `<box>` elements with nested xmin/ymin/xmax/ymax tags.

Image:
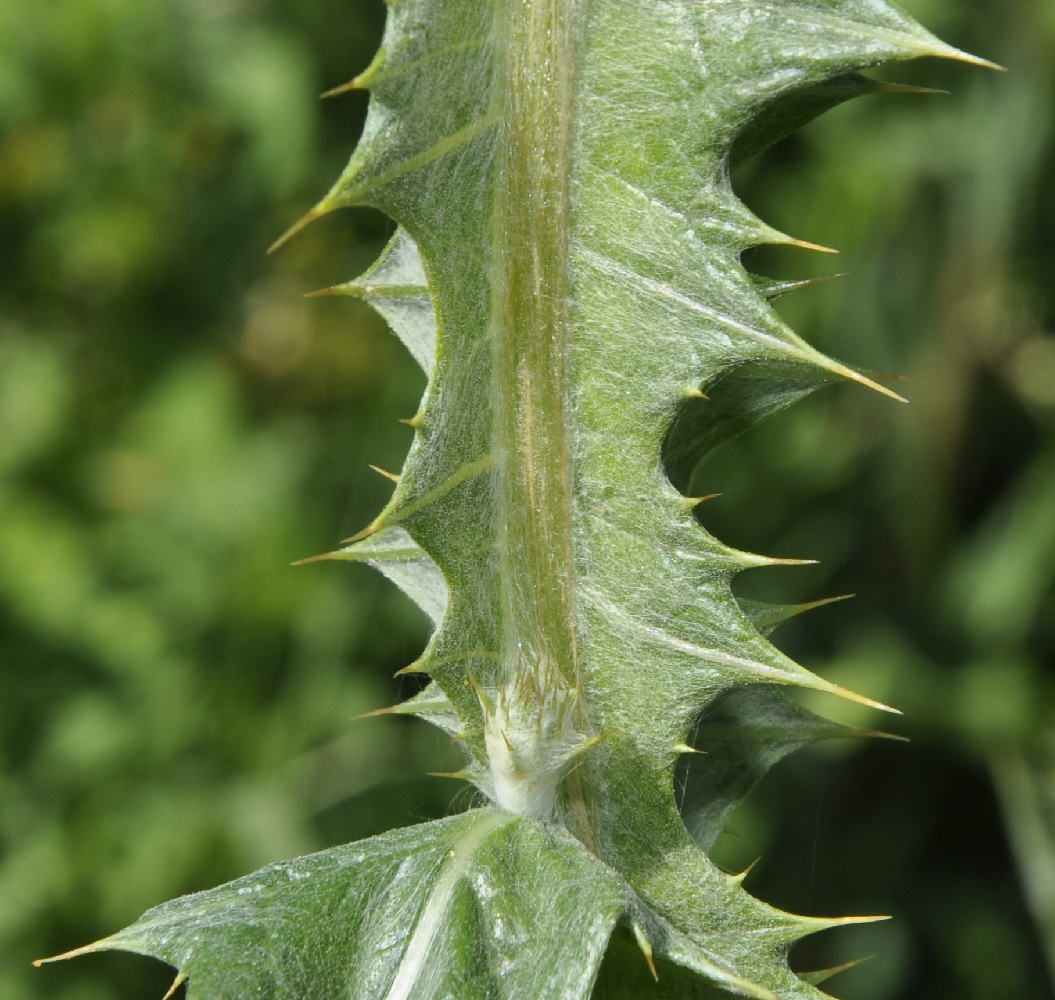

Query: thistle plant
<box><xmin>41</xmin><ymin>0</ymin><xmax>989</xmax><ymax>996</ymax></box>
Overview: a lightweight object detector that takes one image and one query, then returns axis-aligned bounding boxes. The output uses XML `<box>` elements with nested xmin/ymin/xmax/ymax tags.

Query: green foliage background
<box><xmin>1</xmin><ymin>1</ymin><xmax>1051</xmax><ymax>998</ymax></box>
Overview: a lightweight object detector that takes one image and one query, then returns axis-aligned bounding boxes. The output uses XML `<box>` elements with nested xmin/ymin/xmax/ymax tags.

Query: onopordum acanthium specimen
<box><xmin>42</xmin><ymin>1</ymin><xmax>991</xmax><ymax>997</ymax></box>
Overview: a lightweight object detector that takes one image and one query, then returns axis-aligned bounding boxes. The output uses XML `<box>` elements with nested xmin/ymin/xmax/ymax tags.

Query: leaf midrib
<box><xmin>381</xmin><ymin>810</ymin><xmax>512</xmax><ymax>1000</ymax></box>
<box><xmin>492</xmin><ymin>0</ymin><xmax>581</xmax><ymax>688</ymax></box>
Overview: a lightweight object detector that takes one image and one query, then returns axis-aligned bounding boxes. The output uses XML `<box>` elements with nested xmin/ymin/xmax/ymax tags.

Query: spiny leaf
<box><xmin>62</xmin><ymin>0</ymin><xmax>985</xmax><ymax>997</ymax></box>
<box><xmin>43</xmin><ymin>811</ymin><xmax>628</xmax><ymax>1000</ymax></box>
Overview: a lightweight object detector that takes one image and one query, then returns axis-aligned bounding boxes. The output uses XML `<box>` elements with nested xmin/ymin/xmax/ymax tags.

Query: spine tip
<box><xmin>369</xmin><ymin>464</ymin><xmax>401</xmax><ymax>483</ymax></box>
<box><xmin>674</xmin><ymin>742</ymin><xmax>703</xmax><ymax>755</ymax></box>
<box><xmin>268</xmin><ymin>205</ymin><xmax>327</xmax><ymax>254</ymax></box>
<box><xmin>632</xmin><ymin>923</ymin><xmax>659</xmax><ymax>982</ymax></box>
<box><xmin>320</xmin><ymin>78</ymin><xmax>363</xmax><ymax>99</ymax></box>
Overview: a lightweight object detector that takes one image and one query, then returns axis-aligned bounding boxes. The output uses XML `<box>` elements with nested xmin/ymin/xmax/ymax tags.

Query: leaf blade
<box><xmin>70</xmin><ymin>810</ymin><xmax>630</xmax><ymax>1000</ymax></box>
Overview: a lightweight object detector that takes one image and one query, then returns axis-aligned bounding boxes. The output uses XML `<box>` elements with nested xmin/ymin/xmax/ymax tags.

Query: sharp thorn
<box><xmin>863</xmin><ymin>369</ymin><xmax>911</xmax><ymax>383</ymax></box>
<box><xmin>369</xmin><ymin>464</ymin><xmax>400</xmax><ymax>483</ymax></box>
<box><xmin>874</xmin><ymin>82</ymin><xmax>948</xmax><ymax>97</ymax></box>
<box><xmin>340</xmin><ymin>519</ymin><xmax>384</xmax><ymax>544</ymax></box>
<box><xmin>760</xmin><ymin>273</ymin><xmax>845</xmax><ymax>300</ymax></box>
<box><xmin>394</xmin><ymin>662</ymin><xmax>428</xmax><ymax>677</ymax></box>
<box><xmin>794</xmin><ymin>593</ymin><xmax>854</xmax><ymax>613</ymax></box>
<box><xmin>822</xmin><ymin>681</ymin><xmax>901</xmax><ymax>716</ymax></box>
<box><xmin>321</xmin><ymin>79</ymin><xmax>361</xmax><ymax>99</ymax></box>
<box><xmin>799</xmin><ymin>955</ymin><xmax>874</xmax><ymax>987</ymax></box>
<box><xmin>728</xmin><ymin>858</ymin><xmax>759</xmax><ymax>885</ymax></box>
<box><xmin>742</xmin><ymin>554</ymin><xmax>819</xmax><ymax>568</ymax></box>
<box><xmin>828</xmin><ymin>360</ymin><xmax>910</xmax><ymax>402</ymax></box>
<box><xmin>571</xmin><ymin>731</ymin><xmax>612</xmax><ymax>760</ymax></box>
<box><xmin>819</xmin><ymin>913</ymin><xmax>892</xmax><ymax>928</ymax></box>
<box><xmin>782</xmin><ymin>236</ymin><xmax>839</xmax><ymax>255</ymax></box>
<box><xmin>674</xmin><ymin>742</ymin><xmax>704</xmax><ymax>755</ymax></box>
<box><xmin>291</xmin><ymin>550</ymin><xmax>340</xmax><ymax>566</ymax></box>
<box><xmin>33</xmin><ymin>942</ymin><xmax>105</xmax><ymax>966</ymax></box>
<box><xmin>927</xmin><ymin>42</ymin><xmax>1004</xmax><ymax>72</ymax></box>
<box><xmin>466</xmin><ymin>671</ymin><xmax>493</xmax><ymax>715</ymax></box>
<box><xmin>855</xmin><ymin>729</ymin><xmax>910</xmax><ymax>744</ymax></box>
<box><xmin>682</xmin><ymin>493</ymin><xmax>721</xmax><ymax>510</ymax></box>
<box><xmin>352</xmin><ymin>703</ymin><xmax>402</xmax><ymax>721</ymax></box>
<box><xmin>162</xmin><ymin>972</ymin><xmax>189</xmax><ymax>1000</ymax></box>
<box><xmin>268</xmin><ymin>206</ymin><xmax>326</xmax><ymax>254</ymax></box>
<box><xmin>632</xmin><ymin>923</ymin><xmax>660</xmax><ymax>982</ymax></box>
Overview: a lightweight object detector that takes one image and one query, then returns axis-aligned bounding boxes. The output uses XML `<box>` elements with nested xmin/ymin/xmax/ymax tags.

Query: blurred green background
<box><xmin>1</xmin><ymin>1</ymin><xmax>1051</xmax><ymax>998</ymax></box>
